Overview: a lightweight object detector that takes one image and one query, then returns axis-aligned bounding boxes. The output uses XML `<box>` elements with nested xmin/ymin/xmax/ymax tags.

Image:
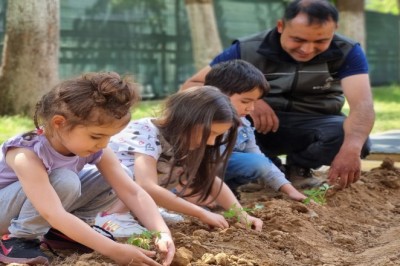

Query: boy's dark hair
<box><xmin>284</xmin><ymin>0</ymin><xmax>338</xmax><ymax>25</ymax></box>
<box><xmin>205</xmin><ymin>59</ymin><xmax>269</xmax><ymax>97</ymax></box>
<box><xmin>33</xmin><ymin>72</ymin><xmax>139</xmax><ymax>134</ymax></box>
<box><xmin>154</xmin><ymin>86</ymin><xmax>240</xmax><ymax>202</ymax></box>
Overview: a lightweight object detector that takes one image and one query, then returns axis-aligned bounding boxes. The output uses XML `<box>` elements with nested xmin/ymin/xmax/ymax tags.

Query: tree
<box><xmin>184</xmin><ymin>0</ymin><xmax>222</xmax><ymax>71</ymax></box>
<box><xmin>336</xmin><ymin>0</ymin><xmax>366</xmax><ymax>49</ymax></box>
<box><xmin>0</xmin><ymin>0</ymin><xmax>59</xmax><ymax>115</ymax></box>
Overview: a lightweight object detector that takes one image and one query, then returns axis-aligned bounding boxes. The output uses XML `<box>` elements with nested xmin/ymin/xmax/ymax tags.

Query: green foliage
<box><xmin>365</xmin><ymin>0</ymin><xmax>399</xmax><ymax>15</ymax></box>
<box><xmin>303</xmin><ymin>183</ymin><xmax>333</xmax><ymax>205</ymax></box>
<box><xmin>0</xmin><ymin>85</ymin><xmax>399</xmax><ymax>143</ymax></box>
<box><xmin>127</xmin><ymin>230</ymin><xmax>161</xmax><ymax>250</ymax></box>
<box><xmin>223</xmin><ymin>203</ymin><xmax>253</xmax><ymax>227</ymax></box>
<box><xmin>0</xmin><ymin>101</ymin><xmax>162</xmax><ymax>143</ymax></box>
<box><xmin>0</xmin><ymin>116</ymin><xmax>33</xmax><ymax>144</ymax></box>
<box><xmin>223</xmin><ymin>203</ymin><xmax>250</xmax><ymax>221</ymax></box>
<box><xmin>341</xmin><ymin>85</ymin><xmax>400</xmax><ymax>133</ymax></box>
<box><xmin>131</xmin><ymin>100</ymin><xmax>162</xmax><ymax>120</ymax></box>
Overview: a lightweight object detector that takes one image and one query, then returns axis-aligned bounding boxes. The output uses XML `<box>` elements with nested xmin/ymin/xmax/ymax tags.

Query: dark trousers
<box><xmin>253</xmin><ymin>111</ymin><xmax>371</xmax><ymax>169</ymax></box>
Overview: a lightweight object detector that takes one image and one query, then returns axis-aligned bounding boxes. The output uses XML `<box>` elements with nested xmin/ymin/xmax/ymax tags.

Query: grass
<box><xmin>0</xmin><ymin>115</ymin><xmax>33</xmax><ymax>144</ymax></box>
<box><xmin>0</xmin><ymin>100</ymin><xmax>164</xmax><ymax>144</ymax></box>
<box><xmin>0</xmin><ymin>86</ymin><xmax>399</xmax><ymax>143</ymax></box>
<box><xmin>132</xmin><ymin>100</ymin><xmax>163</xmax><ymax>120</ymax></box>
<box><xmin>342</xmin><ymin>84</ymin><xmax>400</xmax><ymax>133</ymax></box>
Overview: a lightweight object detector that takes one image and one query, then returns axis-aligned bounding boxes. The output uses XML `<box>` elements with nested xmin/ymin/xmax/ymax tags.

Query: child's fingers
<box><xmin>251</xmin><ymin>218</ymin><xmax>263</xmax><ymax>231</ymax></box>
<box><xmin>139</xmin><ymin>248</ymin><xmax>157</xmax><ymax>257</ymax></box>
<box><xmin>155</xmin><ymin>233</ymin><xmax>175</xmax><ymax>265</ymax></box>
<box><xmin>245</xmin><ymin>216</ymin><xmax>263</xmax><ymax>231</ymax></box>
<box><xmin>161</xmin><ymin>244</ymin><xmax>175</xmax><ymax>266</ymax></box>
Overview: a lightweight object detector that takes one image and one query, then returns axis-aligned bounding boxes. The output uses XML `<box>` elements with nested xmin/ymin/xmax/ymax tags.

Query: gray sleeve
<box><xmin>259</xmin><ymin>163</ymin><xmax>291</xmax><ymax>191</ymax></box>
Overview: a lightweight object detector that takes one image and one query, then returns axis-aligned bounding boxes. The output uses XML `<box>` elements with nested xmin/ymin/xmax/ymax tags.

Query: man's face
<box><xmin>277</xmin><ymin>13</ymin><xmax>337</xmax><ymax>62</ymax></box>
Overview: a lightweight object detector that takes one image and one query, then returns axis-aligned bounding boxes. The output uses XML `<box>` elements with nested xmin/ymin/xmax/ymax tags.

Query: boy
<box><xmin>204</xmin><ymin>59</ymin><xmax>309</xmax><ymax>201</ymax></box>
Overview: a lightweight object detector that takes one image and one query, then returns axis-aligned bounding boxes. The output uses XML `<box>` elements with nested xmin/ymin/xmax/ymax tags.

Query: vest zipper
<box><xmin>287</xmin><ymin>63</ymin><xmax>300</xmax><ymax>111</ymax></box>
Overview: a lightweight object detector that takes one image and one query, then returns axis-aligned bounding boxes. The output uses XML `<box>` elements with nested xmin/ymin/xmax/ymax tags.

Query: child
<box><xmin>0</xmin><ymin>72</ymin><xmax>174</xmax><ymax>266</ymax></box>
<box><xmin>204</xmin><ymin>60</ymin><xmax>307</xmax><ymax>201</ymax></box>
<box><xmin>105</xmin><ymin>86</ymin><xmax>263</xmax><ymax>231</ymax></box>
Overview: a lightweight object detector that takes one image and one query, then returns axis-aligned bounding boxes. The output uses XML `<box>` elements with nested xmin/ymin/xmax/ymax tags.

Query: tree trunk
<box><xmin>336</xmin><ymin>0</ymin><xmax>366</xmax><ymax>49</ymax></box>
<box><xmin>184</xmin><ymin>0</ymin><xmax>222</xmax><ymax>71</ymax></box>
<box><xmin>0</xmin><ymin>0</ymin><xmax>59</xmax><ymax>116</ymax></box>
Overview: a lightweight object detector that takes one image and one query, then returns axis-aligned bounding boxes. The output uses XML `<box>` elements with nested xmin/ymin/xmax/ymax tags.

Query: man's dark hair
<box><xmin>284</xmin><ymin>0</ymin><xmax>338</xmax><ymax>25</ymax></box>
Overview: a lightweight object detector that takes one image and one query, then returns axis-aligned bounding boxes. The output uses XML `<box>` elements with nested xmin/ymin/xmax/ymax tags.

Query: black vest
<box><xmin>236</xmin><ymin>28</ymin><xmax>356</xmax><ymax>115</ymax></box>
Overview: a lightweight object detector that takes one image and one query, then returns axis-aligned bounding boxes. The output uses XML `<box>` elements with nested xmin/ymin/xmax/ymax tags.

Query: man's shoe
<box><xmin>95</xmin><ymin>212</ymin><xmax>146</xmax><ymax>238</ymax></box>
<box><xmin>41</xmin><ymin>228</ymin><xmax>93</xmax><ymax>253</ymax></box>
<box><xmin>287</xmin><ymin>165</ymin><xmax>325</xmax><ymax>189</ymax></box>
<box><xmin>0</xmin><ymin>234</ymin><xmax>49</xmax><ymax>265</ymax></box>
<box><xmin>159</xmin><ymin>208</ymin><xmax>184</xmax><ymax>224</ymax></box>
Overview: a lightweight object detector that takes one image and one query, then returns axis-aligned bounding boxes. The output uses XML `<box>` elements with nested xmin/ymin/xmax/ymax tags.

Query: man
<box><xmin>181</xmin><ymin>0</ymin><xmax>375</xmax><ymax>189</ymax></box>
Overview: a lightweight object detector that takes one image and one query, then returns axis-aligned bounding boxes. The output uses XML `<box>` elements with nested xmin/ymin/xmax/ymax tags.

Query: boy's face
<box><xmin>229</xmin><ymin>87</ymin><xmax>262</xmax><ymax>117</ymax></box>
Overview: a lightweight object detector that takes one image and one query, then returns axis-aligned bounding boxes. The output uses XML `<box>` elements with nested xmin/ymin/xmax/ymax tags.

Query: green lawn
<box><xmin>0</xmin><ymin>86</ymin><xmax>399</xmax><ymax>143</ymax></box>
<box><xmin>342</xmin><ymin>85</ymin><xmax>400</xmax><ymax>133</ymax></box>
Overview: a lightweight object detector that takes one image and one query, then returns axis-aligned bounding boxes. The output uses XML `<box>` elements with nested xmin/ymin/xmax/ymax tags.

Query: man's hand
<box><xmin>328</xmin><ymin>149</ymin><xmax>361</xmax><ymax>189</ymax></box>
<box><xmin>249</xmin><ymin>100</ymin><xmax>279</xmax><ymax>134</ymax></box>
<box><xmin>330</xmin><ymin>74</ymin><xmax>374</xmax><ymax>189</ymax></box>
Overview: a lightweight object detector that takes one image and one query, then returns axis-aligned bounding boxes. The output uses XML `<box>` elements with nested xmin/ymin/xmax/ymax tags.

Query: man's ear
<box><xmin>277</xmin><ymin>19</ymin><xmax>284</xmax><ymax>33</ymax></box>
<box><xmin>51</xmin><ymin>115</ymin><xmax>67</xmax><ymax>129</ymax></box>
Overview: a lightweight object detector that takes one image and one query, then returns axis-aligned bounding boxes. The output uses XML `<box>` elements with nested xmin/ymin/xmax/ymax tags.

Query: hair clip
<box><xmin>36</xmin><ymin>128</ymin><xmax>44</xmax><ymax>135</ymax></box>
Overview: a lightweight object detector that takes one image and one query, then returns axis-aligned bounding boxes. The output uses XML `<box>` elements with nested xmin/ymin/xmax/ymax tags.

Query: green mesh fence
<box><xmin>366</xmin><ymin>11</ymin><xmax>400</xmax><ymax>86</ymax></box>
<box><xmin>0</xmin><ymin>1</ymin><xmax>398</xmax><ymax>99</ymax></box>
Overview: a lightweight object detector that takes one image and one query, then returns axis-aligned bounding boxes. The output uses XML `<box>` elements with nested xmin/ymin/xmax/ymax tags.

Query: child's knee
<box><xmin>49</xmin><ymin>168</ymin><xmax>81</xmax><ymax>201</ymax></box>
<box><xmin>251</xmin><ymin>155</ymin><xmax>273</xmax><ymax>170</ymax></box>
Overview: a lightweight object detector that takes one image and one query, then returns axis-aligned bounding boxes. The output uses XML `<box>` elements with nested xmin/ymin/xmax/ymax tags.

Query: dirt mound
<box><xmin>8</xmin><ymin>159</ymin><xmax>400</xmax><ymax>266</ymax></box>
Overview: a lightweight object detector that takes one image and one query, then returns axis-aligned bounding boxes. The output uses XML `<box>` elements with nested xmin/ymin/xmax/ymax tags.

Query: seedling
<box><xmin>127</xmin><ymin>230</ymin><xmax>161</xmax><ymax>250</ymax></box>
<box><xmin>223</xmin><ymin>203</ymin><xmax>253</xmax><ymax>228</ymax></box>
<box><xmin>303</xmin><ymin>183</ymin><xmax>333</xmax><ymax>205</ymax></box>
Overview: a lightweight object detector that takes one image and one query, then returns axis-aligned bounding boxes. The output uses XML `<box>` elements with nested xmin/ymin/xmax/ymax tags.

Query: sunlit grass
<box><xmin>0</xmin><ymin>115</ymin><xmax>33</xmax><ymax>143</ymax></box>
<box><xmin>342</xmin><ymin>85</ymin><xmax>400</xmax><ymax>133</ymax></box>
<box><xmin>1</xmin><ymin>85</ymin><xmax>399</xmax><ymax>143</ymax></box>
<box><xmin>132</xmin><ymin>100</ymin><xmax>163</xmax><ymax>120</ymax></box>
<box><xmin>0</xmin><ymin>100</ymin><xmax>164</xmax><ymax>143</ymax></box>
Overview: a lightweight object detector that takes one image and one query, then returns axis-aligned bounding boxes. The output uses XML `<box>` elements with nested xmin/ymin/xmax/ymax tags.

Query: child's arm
<box><xmin>242</xmin><ymin>132</ymin><xmax>307</xmax><ymax>202</ymax></box>
<box><xmin>96</xmin><ymin>147</ymin><xmax>175</xmax><ymax>266</ymax></box>
<box><xmin>6</xmin><ymin>148</ymin><xmax>163</xmax><ymax>266</ymax></box>
<box><xmin>134</xmin><ymin>153</ymin><xmax>229</xmax><ymax>229</ymax></box>
<box><xmin>263</xmin><ymin>163</ymin><xmax>307</xmax><ymax>201</ymax></box>
<box><xmin>211</xmin><ymin>176</ymin><xmax>263</xmax><ymax>231</ymax></box>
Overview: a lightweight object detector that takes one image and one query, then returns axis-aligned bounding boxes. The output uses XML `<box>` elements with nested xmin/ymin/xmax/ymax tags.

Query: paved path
<box><xmin>367</xmin><ymin>130</ymin><xmax>400</xmax><ymax>161</ymax></box>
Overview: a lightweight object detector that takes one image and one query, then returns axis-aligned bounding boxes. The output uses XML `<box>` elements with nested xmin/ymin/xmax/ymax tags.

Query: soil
<box><xmin>6</xmin><ymin>158</ymin><xmax>400</xmax><ymax>266</ymax></box>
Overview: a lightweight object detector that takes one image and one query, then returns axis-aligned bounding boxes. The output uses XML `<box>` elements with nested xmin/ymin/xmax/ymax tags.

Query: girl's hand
<box><xmin>111</xmin><ymin>243</ymin><xmax>162</xmax><ymax>266</ymax></box>
<box><xmin>155</xmin><ymin>232</ymin><xmax>175</xmax><ymax>266</ymax></box>
<box><xmin>198</xmin><ymin>209</ymin><xmax>229</xmax><ymax>229</ymax></box>
<box><xmin>243</xmin><ymin>214</ymin><xmax>263</xmax><ymax>232</ymax></box>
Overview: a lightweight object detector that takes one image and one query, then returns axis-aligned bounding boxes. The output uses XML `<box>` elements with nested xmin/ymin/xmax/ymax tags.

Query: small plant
<box><xmin>127</xmin><ymin>230</ymin><xmax>161</xmax><ymax>250</ymax></box>
<box><xmin>303</xmin><ymin>183</ymin><xmax>333</xmax><ymax>205</ymax></box>
<box><xmin>222</xmin><ymin>203</ymin><xmax>253</xmax><ymax>228</ymax></box>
